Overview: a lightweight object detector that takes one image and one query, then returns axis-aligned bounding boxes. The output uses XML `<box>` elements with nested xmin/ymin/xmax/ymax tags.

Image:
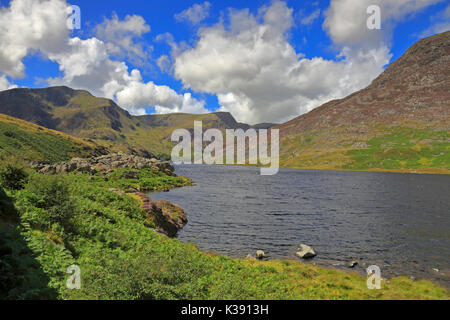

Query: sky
<box><xmin>0</xmin><ymin>0</ymin><xmax>449</xmax><ymax>124</ymax></box>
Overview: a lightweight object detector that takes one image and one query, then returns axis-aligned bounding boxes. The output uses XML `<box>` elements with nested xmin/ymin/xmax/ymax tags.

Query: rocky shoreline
<box><xmin>134</xmin><ymin>192</ymin><xmax>188</xmax><ymax>237</ymax></box>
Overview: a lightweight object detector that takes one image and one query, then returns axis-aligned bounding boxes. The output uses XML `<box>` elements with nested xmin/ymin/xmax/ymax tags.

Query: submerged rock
<box><xmin>296</xmin><ymin>244</ymin><xmax>316</xmax><ymax>259</ymax></box>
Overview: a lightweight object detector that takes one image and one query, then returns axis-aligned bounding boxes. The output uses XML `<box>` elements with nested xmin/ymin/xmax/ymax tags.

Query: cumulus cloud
<box><xmin>0</xmin><ymin>0</ymin><xmax>70</xmax><ymax>78</ymax></box>
<box><xmin>174</xmin><ymin>1</ymin><xmax>391</xmax><ymax>124</ymax></box>
<box><xmin>46</xmin><ymin>35</ymin><xmax>206</xmax><ymax>115</ymax></box>
<box><xmin>115</xmin><ymin>81</ymin><xmax>207</xmax><ymax>115</ymax></box>
<box><xmin>94</xmin><ymin>13</ymin><xmax>152</xmax><ymax>66</ymax></box>
<box><xmin>323</xmin><ymin>0</ymin><xmax>443</xmax><ymax>47</ymax></box>
<box><xmin>0</xmin><ymin>0</ymin><xmax>206</xmax><ymax>116</ymax></box>
<box><xmin>174</xmin><ymin>2</ymin><xmax>211</xmax><ymax>25</ymax></box>
<box><xmin>0</xmin><ymin>75</ymin><xmax>18</xmax><ymax>91</ymax></box>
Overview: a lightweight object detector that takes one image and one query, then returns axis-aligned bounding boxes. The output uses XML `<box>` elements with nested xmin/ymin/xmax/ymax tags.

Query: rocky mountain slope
<box><xmin>277</xmin><ymin>31</ymin><xmax>450</xmax><ymax>173</ymax></box>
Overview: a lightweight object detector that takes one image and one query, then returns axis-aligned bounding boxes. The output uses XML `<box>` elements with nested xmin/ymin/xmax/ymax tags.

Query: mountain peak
<box><xmin>279</xmin><ymin>31</ymin><xmax>450</xmax><ymax>135</ymax></box>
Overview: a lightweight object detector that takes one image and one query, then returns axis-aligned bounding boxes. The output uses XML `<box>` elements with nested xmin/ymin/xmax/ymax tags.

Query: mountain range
<box><xmin>0</xmin><ymin>31</ymin><xmax>448</xmax><ymax>173</ymax></box>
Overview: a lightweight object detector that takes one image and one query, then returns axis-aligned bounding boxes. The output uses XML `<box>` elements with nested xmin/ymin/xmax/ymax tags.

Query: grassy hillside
<box><xmin>280</xmin><ymin>124</ymin><xmax>450</xmax><ymax>174</ymax></box>
<box><xmin>0</xmin><ymin>114</ymin><xmax>106</xmax><ymax>163</ymax></box>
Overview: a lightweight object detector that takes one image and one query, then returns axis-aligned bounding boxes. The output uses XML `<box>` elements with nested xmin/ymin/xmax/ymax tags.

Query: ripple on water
<box><xmin>151</xmin><ymin>165</ymin><xmax>450</xmax><ymax>287</ymax></box>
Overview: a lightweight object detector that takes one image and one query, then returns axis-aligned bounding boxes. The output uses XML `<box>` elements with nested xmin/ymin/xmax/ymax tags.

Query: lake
<box><xmin>150</xmin><ymin>164</ymin><xmax>450</xmax><ymax>286</ymax></box>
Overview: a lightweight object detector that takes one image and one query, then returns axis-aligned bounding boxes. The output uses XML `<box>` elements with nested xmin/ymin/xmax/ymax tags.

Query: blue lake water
<box><xmin>150</xmin><ymin>164</ymin><xmax>450</xmax><ymax>286</ymax></box>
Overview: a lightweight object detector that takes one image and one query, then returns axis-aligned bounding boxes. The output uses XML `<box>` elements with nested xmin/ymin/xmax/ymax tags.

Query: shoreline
<box><xmin>215</xmin><ymin>162</ymin><xmax>450</xmax><ymax>175</ymax></box>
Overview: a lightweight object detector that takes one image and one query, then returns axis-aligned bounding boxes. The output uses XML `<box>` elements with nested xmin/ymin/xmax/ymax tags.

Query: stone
<box><xmin>30</xmin><ymin>153</ymin><xmax>175</xmax><ymax>176</ymax></box>
<box><xmin>256</xmin><ymin>250</ymin><xmax>266</xmax><ymax>259</ymax></box>
<box><xmin>296</xmin><ymin>244</ymin><xmax>316</xmax><ymax>259</ymax></box>
<box><xmin>348</xmin><ymin>260</ymin><xmax>358</xmax><ymax>268</ymax></box>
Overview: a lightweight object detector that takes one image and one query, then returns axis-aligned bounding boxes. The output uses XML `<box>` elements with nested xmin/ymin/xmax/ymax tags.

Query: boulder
<box><xmin>296</xmin><ymin>244</ymin><xmax>316</xmax><ymax>259</ymax></box>
<box><xmin>348</xmin><ymin>260</ymin><xmax>358</xmax><ymax>268</ymax></box>
<box><xmin>256</xmin><ymin>250</ymin><xmax>266</xmax><ymax>260</ymax></box>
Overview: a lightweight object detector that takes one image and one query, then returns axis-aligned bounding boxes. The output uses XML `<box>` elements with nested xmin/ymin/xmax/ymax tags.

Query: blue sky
<box><xmin>0</xmin><ymin>0</ymin><xmax>449</xmax><ymax>123</ymax></box>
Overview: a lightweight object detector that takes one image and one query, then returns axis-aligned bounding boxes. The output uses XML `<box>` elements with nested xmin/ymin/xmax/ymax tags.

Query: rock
<box><xmin>30</xmin><ymin>153</ymin><xmax>175</xmax><ymax>176</ymax></box>
<box><xmin>348</xmin><ymin>260</ymin><xmax>358</xmax><ymax>268</ymax></box>
<box><xmin>142</xmin><ymin>196</ymin><xmax>187</xmax><ymax>237</ymax></box>
<box><xmin>121</xmin><ymin>170</ymin><xmax>140</xmax><ymax>179</ymax></box>
<box><xmin>256</xmin><ymin>250</ymin><xmax>266</xmax><ymax>260</ymax></box>
<box><xmin>296</xmin><ymin>244</ymin><xmax>316</xmax><ymax>259</ymax></box>
<box><xmin>352</xmin><ymin>142</ymin><xmax>368</xmax><ymax>149</ymax></box>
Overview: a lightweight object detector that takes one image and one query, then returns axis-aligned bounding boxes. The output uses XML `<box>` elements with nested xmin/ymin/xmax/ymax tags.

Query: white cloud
<box><xmin>115</xmin><ymin>81</ymin><xmax>207</xmax><ymax>115</ymax></box>
<box><xmin>174</xmin><ymin>1</ymin><xmax>391</xmax><ymax>124</ymax></box>
<box><xmin>94</xmin><ymin>13</ymin><xmax>152</xmax><ymax>66</ymax></box>
<box><xmin>174</xmin><ymin>2</ymin><xmax>211</xmax><ymax>25</ymax></box>
<box><xmin>300</xmin><ymin>9</ymin><xmax>321</xmax><ymax>25</ymax></box>
<box><xmin>323</xmin><ymin>0</ymin><xmax>443</xmax><ymax>47</ymax></box>
<box><xmin>47</xmin><ymin>36</ymin><xmax>206</xmax><ymax>115</ymax></box>
<box><xmin>0</xmin><ymin>0</ymin><xmax>70</xmax><ymax>78</ymax></box>
<box><xmin>0</xmin><ymin>75</ymin><xmax>18</xmax><ymax>91</ymax></box>
<box><xmin>0</xmin><ymin>0</ymin><xmax>205</xmax><ymax>116</ymax></box>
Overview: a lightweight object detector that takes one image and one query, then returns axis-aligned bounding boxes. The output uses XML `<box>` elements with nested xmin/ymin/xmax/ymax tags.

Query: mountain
<box><xmin>277</xmin><ymin>31</ymin><xmax>450</xmax><ymax>173</ymax></box>
<box><xmin>0</xmin><ymin>86</ymin><xmax>273</xmax><ymax>158</ymax></box>
<box><xmin>0</xmin><ymin>113</ymin><xmax>107</xmax><ymax>163</ymax></box>
<box><xmin>0</xmin><ymin>32</ymin><xmax>447</xmax><ymax>173</ymax></box>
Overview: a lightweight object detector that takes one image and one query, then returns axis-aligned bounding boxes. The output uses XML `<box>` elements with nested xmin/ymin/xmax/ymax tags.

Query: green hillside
<box><xmin>280</xmin><ymin>124</ymin><xmax>450</xmax><ymax>174</ymax></box>
<box><xmin>0</xmin><ymin>114</ymin><xmax>106</xmax><ymax>163</ymax></box>
<box><xmin>0</xmin><ymin>87</ymin><xmax>276</xmax><ymax>159</ymax></box>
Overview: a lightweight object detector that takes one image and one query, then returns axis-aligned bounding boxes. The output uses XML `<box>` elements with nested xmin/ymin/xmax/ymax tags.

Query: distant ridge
<box><xmin>0</xmin><ymin>86</ymin><xmax>273</xmax><ymax>157</ymax></box>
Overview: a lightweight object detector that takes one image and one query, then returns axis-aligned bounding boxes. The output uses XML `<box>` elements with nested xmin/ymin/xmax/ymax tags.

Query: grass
<box><xmin>344</xmin><ymin>127</ymin><xmax>450</xmax><ymax>171</ymax></box>
<box><xmin>279</xmin><ymin>125</ymin><xmax>450</xmax><ymax>174</ymax></box>
<box><xmin>0</xmin><ymin>114</ymin><xmax>97</xmax><ymax>163</ymax></box>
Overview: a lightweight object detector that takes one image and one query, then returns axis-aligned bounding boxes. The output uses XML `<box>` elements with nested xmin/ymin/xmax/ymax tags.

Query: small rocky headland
<box><xmin>31</xmin><ymin>152</ymin><xmax>189</xmax><ymax>237</ymax></box>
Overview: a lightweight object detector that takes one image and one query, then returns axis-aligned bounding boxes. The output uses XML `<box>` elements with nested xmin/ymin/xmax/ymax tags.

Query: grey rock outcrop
<box><xmin>31</xmin><ymin>153</ymin><xmax>174</xmax><ymax>176</ymax></box>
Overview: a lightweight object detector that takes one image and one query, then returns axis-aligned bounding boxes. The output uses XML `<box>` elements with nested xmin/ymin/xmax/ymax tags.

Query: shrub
<box><xmin>25</xmin><ymin>174</ymin><xmax>75</xmax><ymax>229</ymax></box>
<box><xmin>0</xmin><ymin>164</ymin><xmax>29</xmax><ymax>190</ymax></box>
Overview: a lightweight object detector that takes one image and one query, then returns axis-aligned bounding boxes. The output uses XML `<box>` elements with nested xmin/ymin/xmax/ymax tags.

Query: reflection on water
<box><xmin>151</xmin><ymin>164</ymin><xmax>450</xmax><ymax>286</ymax></box>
